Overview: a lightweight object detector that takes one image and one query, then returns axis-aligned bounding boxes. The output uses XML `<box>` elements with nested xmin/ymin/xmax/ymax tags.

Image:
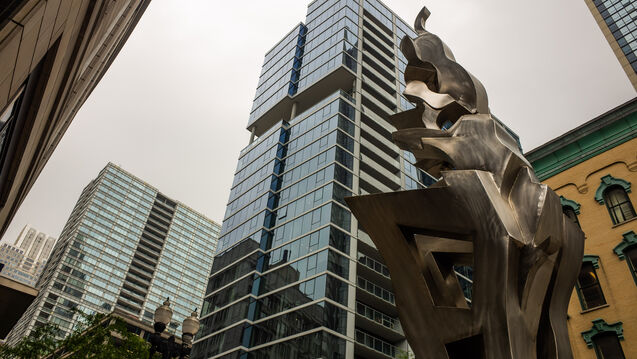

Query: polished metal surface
<box><xmin>345</xmin><ymin>7</ymin><xmax>584</xmax><ymax>359</ymax></box>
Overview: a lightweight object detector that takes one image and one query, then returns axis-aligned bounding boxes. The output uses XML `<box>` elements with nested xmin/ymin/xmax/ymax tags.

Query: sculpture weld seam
<box><xmin>345</xmin><ymin>6</ymin><xmax>584</xmax><ymax>359</ymax></box>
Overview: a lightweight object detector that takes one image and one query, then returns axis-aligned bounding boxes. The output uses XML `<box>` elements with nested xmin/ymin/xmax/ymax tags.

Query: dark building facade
<box><xmin>0</xmin><ymin>0</ymin><xmax>151</xmax><ymax>239</ymax></box>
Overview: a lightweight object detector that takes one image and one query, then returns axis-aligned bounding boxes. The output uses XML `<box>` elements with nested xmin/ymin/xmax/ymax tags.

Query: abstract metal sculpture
<box><xmin>345</xmin><ymin>7</ymin><xmax>584</xmax><ymax>359</ymax></box>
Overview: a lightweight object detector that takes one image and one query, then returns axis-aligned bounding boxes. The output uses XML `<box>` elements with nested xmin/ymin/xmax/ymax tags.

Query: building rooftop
<box><xmin>525</xmin><ymin>97</ymin><xmax>637</xmax><ymax>180</ymax></box>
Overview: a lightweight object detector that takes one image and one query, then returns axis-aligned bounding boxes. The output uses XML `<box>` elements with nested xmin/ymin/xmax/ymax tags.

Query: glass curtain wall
<box><xmin>193</xmin><ymin>1</ymin><xmax>479</xmax><ymax>358</ymax></box>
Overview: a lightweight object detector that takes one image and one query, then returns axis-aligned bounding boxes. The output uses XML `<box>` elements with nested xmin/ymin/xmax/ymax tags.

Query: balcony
<box><xmin>361</xmin><ymin>79</ymin><xmax>397</xmax><ymax>112</ymax></box>
<box><xmin>359</xmin><ymin>159</ymin><xmax>401</xmax><ymax>191</ymax></box>
<box><xmin>124</xmin><ymin>272</ymin><xmax>150</xmax><ymax>289</ymax></box>
<box><xmin>362</xmin><ymin>66</ymin><xmax>396</xmax><ymax>94</ymax></box>
<box><xmin>359</xmin><ymin>171</ymin><xmax>393</xmax><ymax>194</ymax></box>
<box><xmin>362</xmin><ymin>29</ymin><xmax>395</xmax><ymax>59</ymax></box>
<box><xmin>362</xmin><ymin>18</ymin><xmax>394</xmax><ymax>48</ymax></box>
<box><xmin>360</xmin><ymin>138</ymin><xmax>399</xmax><ymax>173</ymax></box>
<box><xmin>355</xmin><ymin>301</ymin><xmax>404</xmax><ymax>342</ymax></box>
<box><xmin>128</xmin><ymin>264</ymin><xmax>153</xmax><ymax>280</ymax></box>
<box><xmin>362</xmin><ymin>42</ymin><xmax>395</xmax><ymax>72</ymax></box>
<box><xmin>360</xmin><ymin>106</ymin><xmax>395</xmax><ymax>135</ymax></box>
<box><xmin>122</xmin><ymin>281</ymin><xmax>148</xmax><ymax>297</ymax></box>
<box><xmin>357</xmin><ymin>252</ymin><xmax>393</xmax><ymax>289</ymax></box>
<box><xmin>355</xmin><ymin>329</ymin><xmax>399</xmax><ymax>359</ymax></box>
<box><xmin>120</xmin><ymin>287</ymin><xmax>146</xmax><ymax>303</ymax></box>
<box><xmin>130</xmin><ymin>257</ymin><xmax>156</xmax><ymax>275</ymax></box>
<box><xmin>356</xmin><ymin>276</ymin><xmax>397</xmax><ymax>316</ymax></box>
<box><xmin>116</xmin><ymin>299</ymin><xmax>142</xmax><ymax>316</ymax></box>
<box><xmin>133</xmin><ymin>251</ymin><xmax>158</xmax><ymax>268</ymax></box>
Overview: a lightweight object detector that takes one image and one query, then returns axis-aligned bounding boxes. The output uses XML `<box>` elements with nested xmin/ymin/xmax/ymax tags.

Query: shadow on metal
<box><xmin>345</xmin><ymin>6</ymin><xmax>584</xmax><ymax>359</ymax></box>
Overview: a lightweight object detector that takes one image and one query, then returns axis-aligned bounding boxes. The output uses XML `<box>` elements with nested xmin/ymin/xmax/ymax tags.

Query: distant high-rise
<box><xmin>0</xmin><ymin>226</ymin><xmax>56</xmax><ymax>287</ymax></box>
<box><xmin>191</xmin><ymin>1</ymin><xmax>503</xmax><ymax>358</ymax></box>
<box><xmin>6</xmin><ymin>163</ymin><xmax>220</xmax><ymax>344</ymax></box>
<box><xmin>584</xmin><ymin>0</ymin><xmax>637</xmax><ymax>90</ymax></box>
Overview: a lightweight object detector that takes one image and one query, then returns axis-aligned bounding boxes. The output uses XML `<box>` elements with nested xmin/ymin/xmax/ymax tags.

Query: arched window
<box><xmin>613</xmin><ymin>231</ymin><xmax>637</xmax><ymax>286</ymax></box>
<box><xmin>581</xmin><ymin>319</ymin><xmax>625</xmax><ymax>359</ymax></box>
<box><xmin>604</xmin><ymin>186</ymin><xmax>636</xmax><ymax>224</ymax></box>
<box><xmin>560</xmin><ymin>196</ymin><xmax>581</xmax><ymax>227</ymax></box>
<box><xmin>625</xmin><ymin>246</ymin><xmax>637</xmax><ymax>282</ymax></box>
<box><xmin>595</xmin><ymin>175</ymin><xmax>635</xmax><ymax>225</ymax></box>
<box><xmin>576</xmin><ymin>256</ymin><xmax>606</xmax><ymax>310</ymax></box>
<box><xmin>562</xmin><ymin>206</ymin><xmax>579</xmax><ymax>226</ymax></box>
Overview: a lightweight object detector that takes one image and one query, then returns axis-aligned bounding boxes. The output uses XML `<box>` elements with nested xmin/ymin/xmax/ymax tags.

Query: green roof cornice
<box><xmin>526</xmin><ymin>98</ymin><xmax>637</xmax><ymax>181</ymax></box>
<box><xmin>594</xmin><ymin>175</ymin><xmax>631</xmax><ymax>204</ymax></box>
<box><xmin>613</xmin><ymin>231</ymin><xmax>637</xmax><ymax>260</ymax></box>
<box><xmin>581</xmin><ymin>319</ymin><xmax>624</xmax><ymax>348</ymax></box>
<box><xmin>560</xmin><ymin>196</ymin><xmax>581</xmax><ymax>214</ymax></box>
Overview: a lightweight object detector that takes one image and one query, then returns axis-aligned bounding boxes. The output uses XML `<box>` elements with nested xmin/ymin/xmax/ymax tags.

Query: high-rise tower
<box><xmin>0</xmin><ymin>226</ymin><xmax>56</xmax><ymax>287</ymax></box>
<box><xmin>584</xmin><ymin>0</ymin><xmax>637</xmax><ymax>90</ymax></box>
<box><xmin>191</xmin><ymin>1</ymin><xmax>496</xmax><ymax>358</ymax></box>
<box><xmin>6</xmin><ymin>163</ymin><xmax>220</xmax><ymax>344</ymax></box>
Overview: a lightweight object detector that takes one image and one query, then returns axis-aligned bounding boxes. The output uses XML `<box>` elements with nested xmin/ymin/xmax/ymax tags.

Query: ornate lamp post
<box><xmin>148</xmin><ymin>298</ymin><xmax>200</xmax><ymax>359</ymax></box>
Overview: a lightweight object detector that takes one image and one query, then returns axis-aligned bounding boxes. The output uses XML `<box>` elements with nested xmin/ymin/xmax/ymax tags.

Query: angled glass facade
<box><xmin>587</xmin><ymin>0</ymin><xmax>637</xmax><ymax>89</ymax></box>
<box><xmin>6</xmin><ymin>163</ymin><xmax>220</xmax><ymax>343</ymax></box>
<box><xmin>193</xmin><ymin>1</ymin><xmax>474</xmax><ymax>358</ymax></box>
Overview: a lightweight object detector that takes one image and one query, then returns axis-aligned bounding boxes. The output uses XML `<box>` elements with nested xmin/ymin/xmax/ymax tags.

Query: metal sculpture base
<box><xmin>346</xmin><ymin>169</ymin><xmax>584</xmax><ymax>359</ymax></box>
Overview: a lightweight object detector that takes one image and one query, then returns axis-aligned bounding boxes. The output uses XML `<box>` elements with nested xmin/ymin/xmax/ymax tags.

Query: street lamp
<box><xmin>148</xmin><ymin>298</ymin><xmax>200</xmax><ymax>359</ymax></box>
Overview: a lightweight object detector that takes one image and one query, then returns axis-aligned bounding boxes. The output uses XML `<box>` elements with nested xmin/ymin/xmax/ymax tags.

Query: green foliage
<box><xmin>0</xmin><ymin>312</ymin><xmax>151</xmax><ymax>359</ymax></box>
<box><xmin>0</xmin><ymin>324</ymin><xmax>59</xmax><ymax>358</ymax></box>
<box><xmin>396</xmin><ymin>349</ymin><xmax>416</xmax><ymax>359</ymax></box>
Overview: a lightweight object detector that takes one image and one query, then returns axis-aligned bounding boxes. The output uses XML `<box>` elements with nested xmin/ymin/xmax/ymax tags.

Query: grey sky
<box><xmin>1</xmin><ymin>0</ymin><xmax>634</xmax><ymax>244</ymax></box>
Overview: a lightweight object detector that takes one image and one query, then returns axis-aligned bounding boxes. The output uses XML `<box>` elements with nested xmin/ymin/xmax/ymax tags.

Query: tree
<box><xmin>397</xmin><ymin>349</ymin><xmax>416</xmax><ymax>359</ymax></box>
<box><xmin>0</xmin><ymin>312</ymin><xmax>155</xmax><ymax>359</ymax></box>
<box><xmin>0</xmin><ymin>324</ymin><xmax>59</xmax><ymax>358</ymax></box>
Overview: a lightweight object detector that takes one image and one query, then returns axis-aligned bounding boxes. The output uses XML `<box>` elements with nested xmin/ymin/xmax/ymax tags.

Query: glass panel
<box><xmin>604</xmin><ymin>187</ymin><xmax>636</xmax><ymax>224</ymax></box>
<box><xmin>593</xmin><ymin>332</ymin><xmax>625</xmax><ymax>359</ymax></box>
<box><xmin>625</xmin><ymin>246</ymin><xmax>637</xmax><ymax>281</ymax></box>
<box><xmin>562</xmin><ymin>206</ymin><xmax>580</xmax><ymax>227</ymax></box>
<box><xmin>0</xmin><ymin>86</ymin><xmax>25</xmax><ymax>166</ymax></box>
<box><xmin>577</xmin><ymin>262</ymin><xmax>606</xmax><ymax>310</ymax></box>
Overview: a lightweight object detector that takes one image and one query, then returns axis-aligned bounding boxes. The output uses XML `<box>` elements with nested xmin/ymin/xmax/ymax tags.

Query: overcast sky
<box><xmin>1</xmin><ymin>0</ymin><xmax>634</xmax><ymax>244</ymax></box>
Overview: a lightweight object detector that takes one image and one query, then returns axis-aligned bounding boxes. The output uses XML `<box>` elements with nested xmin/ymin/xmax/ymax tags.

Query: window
<box><xmin>560</xmin><ymin>196</ymin><xmax>581</xmax><ymax>227</ymax></box>
<box><xmin>0</xmin><ymin>86</ymin><xmax>25</xmax><ymax>171</ymax></box>
<box><xmin>625</xmin><ymin>246</ymin><xmax>637</xmax><ymax>282</ymax></box>
<box><xmin>582</xmin><ymin>319</ymin><xmax>626</xmax><ymax>359</ymax></box>
<box><xmin>562</xmin><ymin>206</ymin><xmax>580</xmax><ymax>227</ymax></box>
<box><xmin>593</xmin><ymin>332</ymin><xmax>625</xmax><ymax>359</ymax></box>
<box><xmin>604</xmin><ymin>186</ymin><xmax>636</xmax><ymax>224</ymax></box>
<box><xmin>576</xmin><ymin>260</ymin><xmax>606</xmax><ymax>310</ymax></box>
<box><xmin>614</xmin><ymin>231</ymin><xmax>637</xmax><ymax>285</ymax></box>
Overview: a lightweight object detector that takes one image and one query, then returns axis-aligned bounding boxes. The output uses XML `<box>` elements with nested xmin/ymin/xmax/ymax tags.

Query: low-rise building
<box><xmin>526</xmin><ymin>97</ymin><xmax>637</xmax><ymax>358</ymax></box>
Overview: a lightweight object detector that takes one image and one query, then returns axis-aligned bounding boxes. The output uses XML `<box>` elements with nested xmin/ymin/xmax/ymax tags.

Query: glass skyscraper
<box><xmin>585</xmin><ymin>0</ymin><xmax>637</xmax><ymax>90</ymax></box>
<box><xmin>192</xmin><ymin>1</ymin><xmax>476</xmax><ymax>358</ymax></box>
<box><xmin>6</xmin><ymin>163</ymin><xmax>220</xmax><ymax>344</ymax></box>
